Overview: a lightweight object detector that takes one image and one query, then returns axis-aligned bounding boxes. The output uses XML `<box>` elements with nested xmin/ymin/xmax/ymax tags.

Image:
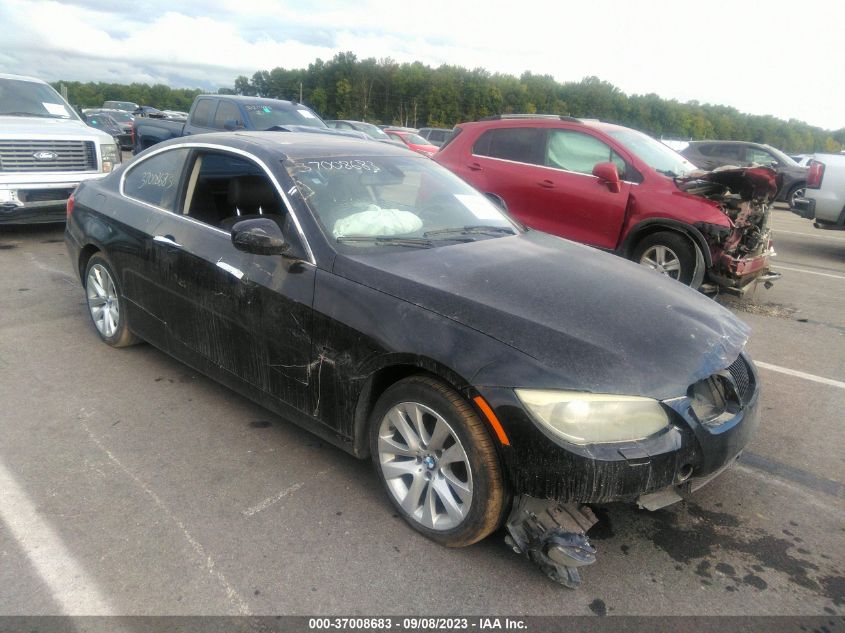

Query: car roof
<box><xmin>0</xmin><ymin>73</ymin><xmax>49</xmax><ymax>83</ymax></box>
<box><xmin>151</xmin><ymin>131</ymin><xmax>422</xmax><ymax>160</ymax></box>
<box><xmin>688</xmin><ymin>140</ymin><xmax>766</xmax><ymax>148</ymax></box>
<box><xmin>196</xmin><ymin>95</ymin><xmax>302</xmax><ymax>108</ymax></box>
<box><xmin>457</xmin><ymin>117</ymin><xmax>629</xmax><ymax>134</ymax></box>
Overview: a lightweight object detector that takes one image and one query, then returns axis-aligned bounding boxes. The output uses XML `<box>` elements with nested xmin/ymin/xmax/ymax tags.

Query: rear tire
<box><xmin>84</xmin><ymin>253</ymin><xmax>140</xmax><ymax>348</ymax></box>
<box><xmin>788</xmin><ymin>184</ymin><xmax>806</xmax><ymax>208</ymax></box>
<box><xmin>369</xmin><ymin>375</ymin><xmax>506</xmax><ymax>547</ymax></box>
<box><xmin>633</xmin><ymin>231</ymin><xmax>697</xmax><ymax>287</ymax></box>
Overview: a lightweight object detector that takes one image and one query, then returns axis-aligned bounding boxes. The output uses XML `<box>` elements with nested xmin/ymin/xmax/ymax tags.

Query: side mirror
<box><xmin>224</xmin><ymin>119</ymin><xmax>244</xmax><ymax>131</ymax></box>
<box><xmin>231</xmin><ymin>218</ymin><xmax>289</xmax><ymax>256</ymax></box>
<box><xmin>592</xmin><ymin>162</ymin><xmax>621</xmax><ymax>193</ymax></box>
<box><xmin>484</xmin><ymin>192</ymin><xmax>509</xmax><ymax>212</ymax></box>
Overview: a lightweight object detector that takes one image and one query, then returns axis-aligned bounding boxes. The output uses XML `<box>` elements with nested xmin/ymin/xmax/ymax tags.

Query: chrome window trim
<box><xmin>470</xmin><ymin>153</ymin><xmax>640</xmax><ymax>186</ymax></box>
<box><xmin>119</xmin><ymin>142</ymin><xmax>316</xmax><ymax>266</ymax></box>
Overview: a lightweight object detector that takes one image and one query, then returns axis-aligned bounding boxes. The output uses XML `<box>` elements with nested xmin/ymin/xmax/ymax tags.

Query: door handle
<box><xmin>467</xmin><ymin>162</ymin><xmax>483</xmax><ymax>172</ymax></box>
<box><xmin>538</xmin><ymin>179</ymin><xmax>555</xmax><ymax>188</ymax></box>
<box><xmin>153</xmin><ymin>235</ymin><xmax>182</xmax><ymax>248</ymax></box>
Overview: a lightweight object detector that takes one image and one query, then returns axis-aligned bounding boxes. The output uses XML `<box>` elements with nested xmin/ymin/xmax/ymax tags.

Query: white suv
<box><xmin>0</xmin><ymin>73</ymin><xmax>120</xmax><ymax>224</ymax></box>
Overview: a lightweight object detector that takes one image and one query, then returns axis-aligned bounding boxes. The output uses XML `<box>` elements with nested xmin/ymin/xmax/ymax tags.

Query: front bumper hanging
<box><xmin>504</xmin><ymin>495</ymin><xmax>598</xmax><ymax>589</ymax></box>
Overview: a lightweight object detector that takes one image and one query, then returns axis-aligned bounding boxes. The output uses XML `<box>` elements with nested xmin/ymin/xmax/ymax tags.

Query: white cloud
<box><xmin>1</xmin><ymin>0</ymin><xmax>844</xmax><ymax>129</ymax></box>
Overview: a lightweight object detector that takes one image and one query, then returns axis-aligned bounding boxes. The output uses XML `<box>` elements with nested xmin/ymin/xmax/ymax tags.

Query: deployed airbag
<box><xmin>333</xmin><ymin>205</ymin><xmax>422</xmax><ymax>238</ymax></box>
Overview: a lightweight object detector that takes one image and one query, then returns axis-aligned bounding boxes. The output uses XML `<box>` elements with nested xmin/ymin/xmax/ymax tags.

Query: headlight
<box><xmin>515</xmin><ymin>389</ymin><xmax>671</xmax><ymax>445</ymax></box>
<box><xmin>100</xmin><ymin>143</ymin><xmax>121</xmax><ymax>172</ymax></box>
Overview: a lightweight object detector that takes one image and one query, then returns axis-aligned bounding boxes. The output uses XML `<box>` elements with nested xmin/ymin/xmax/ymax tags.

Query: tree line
<box><xmin>55</xmin><ymin>52</ymin><xmax>844</xmax><ymax>153</ymax></box>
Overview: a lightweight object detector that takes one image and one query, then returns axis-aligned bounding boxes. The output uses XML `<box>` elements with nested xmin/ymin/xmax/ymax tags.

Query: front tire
<box><xmin>369</xmin><ymin>375</ymin><xmax>506</xmax><ymax>547</ymax></box>
<box><xmin>84</xmin><ymin>253</ymin><xmax>139</xmax><ymax>348</ymax></box>
<box><xmin>633</xmin><ymin>231</ymin><xmax>697</xmax><ymax>286</ymax></box>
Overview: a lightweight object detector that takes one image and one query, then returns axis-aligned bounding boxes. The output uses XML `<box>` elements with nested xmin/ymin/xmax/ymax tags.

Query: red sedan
<box><xmin>385</xmin><ymin>129</ymin><xmax>438</xmax><ymax>157</ymax></box>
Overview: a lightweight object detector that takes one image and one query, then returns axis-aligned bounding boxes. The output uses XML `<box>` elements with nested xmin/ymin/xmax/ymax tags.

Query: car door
<box><xmin>464</xmin><ymin>126</ymin><xmax>546</xmax><ymax>223</ymax></box>
<box><xmin>118</xmin><ymin>146</ymin><xmax>192</xmax><ymax>348</ymax></box>
<box><xmin>519</xmin><ymin>128</ymin><xmax>630</xmax><ymax>249</ymax></box>
<box><xmin>150</xmin><ymin>147</ymin><xmax>316</xmax><ymax>413</ymax></box>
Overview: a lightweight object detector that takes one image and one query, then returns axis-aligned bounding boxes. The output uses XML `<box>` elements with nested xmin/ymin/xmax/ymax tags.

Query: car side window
<box><xmin>191</xmin><ymin>99</ymin><xmax>215</xmax><ymax>128</ymax></box>
<box><xmin>181</xmin><ymin>150</ymin><xmax>303</xmax><ymax>252</ymax></box>
<box><xmin>710</xmin><ymin>144</ymin><xmax>742</xmax><ymax>162</ymax></box>
<box><xmin>212</xmin><ymin>101</ymin><xmax>243</xmax><ymax>130</ymax></box>
<box><xmin>545</xmin><ymin>129</ymin><xmax>626</xmax><ymax>177</ymax></box>
<box><xmin>122</xmin><ymin>148</ymin><xmax>190</xmax><ymax>211</ymax></box>
<box><xmin>473</xmin><ymin>128</ymin><xmax>543</xmax><ymax>165</ymax></box>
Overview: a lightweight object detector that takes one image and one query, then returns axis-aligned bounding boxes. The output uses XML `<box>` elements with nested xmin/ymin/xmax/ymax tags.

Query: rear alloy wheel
<box><xmin>84</xmin><ymin>254</ymin><xmax>139</xmax><ymax>347</ymax></box>
<box><xmin>370</xmin><ymin>375</ymin><xmax>506</xmax><ymax>547</ymax></box>
<box><xmin>633</xmin><ymin>231</ymin><xmax>697</xmax><ymax>286</ymax></box>
<box><xmin>789</xmin><ymin>185</ymin><xmax>806</xmax><ymax>208</ymax></box>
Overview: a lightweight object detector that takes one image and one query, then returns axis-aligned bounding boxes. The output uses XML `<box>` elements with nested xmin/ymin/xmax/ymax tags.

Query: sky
<box><xmin>1</xmin><ymin>0</ymin><xmax>844</xmax><ymax>130</ymax></box>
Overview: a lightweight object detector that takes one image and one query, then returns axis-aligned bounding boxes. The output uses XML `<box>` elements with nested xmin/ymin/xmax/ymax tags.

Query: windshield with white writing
<box><xmin>286</xmin><ymin>155</ymin><xmax>518</xmax><ymax>252</ymax></box>
<box><xmin>0</xmin><ymin>78</ymin><xmax>78</xmax><ymax>120</ymax></box>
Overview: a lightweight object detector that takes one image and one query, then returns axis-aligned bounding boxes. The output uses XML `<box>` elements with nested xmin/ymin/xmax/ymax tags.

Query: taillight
<box><xmin>807</xmin><ymin>160</ymin><xmax>825</xmax><ymax>189</ymax></box>
<box><xmin>66</xmin><ymin>192</ymin><xmax>75</xmax><ymax>217</ymax></box>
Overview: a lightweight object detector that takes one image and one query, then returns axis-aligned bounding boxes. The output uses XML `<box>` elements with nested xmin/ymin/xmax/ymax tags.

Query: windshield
<box><xmin>244</xmin><ymin>104</ymin><xmax>327</xmax><ymax>130</ymax></box>
<box><xmin>102</xmin><ymin>110</ymin><xmax>133</xmax><ymax>123</ymax></box>
<box><xmin>606</xmin><ymin>127</ymin><xmax>698</xmax><ymax>177</ymax></box>
<box><xmin>355</xmin><ymin>122</ymin><xmax>390</xmax><ymax>140</ymax></box>
<box><xmin>105</xmin><ymin>101</ymin><xmax>138</xmax><ymax>111</ymax></box>
<box><xmin>396</xmin><ymin>132</ymin><xmax>430</xmax><ymax>145</ymax></box>
<box><xmin>0</xmin><ymin>78</ymin><xmax>79</xmax><ymax>120</ymax></box>
<box><xmin>286</xmin><ymin>154</ymin><xmax>518</xmax><ymax>252</ymax></box>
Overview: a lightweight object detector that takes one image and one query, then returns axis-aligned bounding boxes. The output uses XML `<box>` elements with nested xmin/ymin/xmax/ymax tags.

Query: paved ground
<box><xmin>0</xmin><ymin>206</ymin><xmax>843</xmax><ymax>616</ymax></box>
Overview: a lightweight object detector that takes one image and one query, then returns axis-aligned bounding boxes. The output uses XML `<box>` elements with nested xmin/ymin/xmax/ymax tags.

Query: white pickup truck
<box><xmin>0</xmin><ymin>73</ymin><xmax>121</xmax><ymax>224</ymax></box>
<box><xmin>792</xmin><ymin>153</ymin><xmax>845</xmax><ymax>230</ymax></box>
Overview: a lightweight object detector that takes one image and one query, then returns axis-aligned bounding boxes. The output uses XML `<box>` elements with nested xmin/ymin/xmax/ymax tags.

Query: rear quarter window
<box><xmin>473</xmin><ymin>127</ymin><xmax>543</xmax><ymax>165</ymax></box>
<box><xmin>122</xmin><ymin>148</ymin><xmax>190</xmax><ymax>211</ymax></box>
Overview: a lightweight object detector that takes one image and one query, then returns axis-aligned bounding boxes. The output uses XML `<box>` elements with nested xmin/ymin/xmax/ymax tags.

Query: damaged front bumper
<box><xmin>477</xmin><ymin>358</ymin><xmax>760</xmax><ymax>507</ymax></box>
<box><xmin>479</xmin><ymin>354</ymin><xmax>759</xmax><ymax>588</ymax></box>
<box><xmin>707</xmin><ymin>245</ymin><xmax>782</xmax><ymax>293</ymax></box>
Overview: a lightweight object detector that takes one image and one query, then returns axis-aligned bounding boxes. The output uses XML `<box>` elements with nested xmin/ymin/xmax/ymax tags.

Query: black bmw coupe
<box><xmin>65</xmin><ymin>132</ymin><xmax>759</xmax><ymax>587</ymax></box>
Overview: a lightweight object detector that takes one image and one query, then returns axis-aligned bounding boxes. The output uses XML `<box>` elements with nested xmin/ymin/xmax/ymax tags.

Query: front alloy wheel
<box><xmin>632</xmin><ymin>231</ymin><xmax>697</xmax><ymax>287</ymax></box>
<box><xmin>638</xmin><ymin>244</ymin><xmax>682</xmax><ymax>279</ymax></box>
<box><xmin>369</xmin><ymin>375</ymin><xmax>506</xmax><ymax>547</ymax></box>
<box><xmin>377</xmin><ymin>401</ymin><xmax>473</xmax><ymax>531</ymax></box>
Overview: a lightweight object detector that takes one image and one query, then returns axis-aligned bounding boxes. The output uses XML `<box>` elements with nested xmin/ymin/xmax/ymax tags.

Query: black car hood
<box><xmin>334</xmin><ymin>231</ymin><xmax>750</xmax><ymax>400</ymax></box>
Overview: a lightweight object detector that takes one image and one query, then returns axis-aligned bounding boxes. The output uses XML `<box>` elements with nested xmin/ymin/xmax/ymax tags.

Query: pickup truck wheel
<box><xmin>84</xmin><ymin>254</ymin><xmax>140</xmax><ymax>348</ymax></box>
<box><xmin>370</xmin><ymin>375</ymin><xmax>506</xmax><ymax>548</ymax></box>
<box><xmin>788</xmin><ymin>184</ymin><xmax>806</xmax><ymax>208</ymax></box>
<box><xmin>633</xmin><ymin>231</ymin><xmax>696</xmax><ymax>286</ymax></box>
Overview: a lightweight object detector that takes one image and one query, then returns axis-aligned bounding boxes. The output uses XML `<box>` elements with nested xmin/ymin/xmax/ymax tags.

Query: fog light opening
<box><xmin>677</xmin><ymin>464</ymin><xmax>694</xmax><ymax>483</ymax></box>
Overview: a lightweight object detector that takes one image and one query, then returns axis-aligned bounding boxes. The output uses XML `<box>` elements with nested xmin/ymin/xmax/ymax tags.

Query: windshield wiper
<box><xmin>0</xmin><ymin>111</ymin><xmax>64</xmax><ymax>118</ymax></box>
<box><xmin>336</xmin><ymin>236</ymin><xmax>435</xmax><ymax>248</ymax></box>
<box><xmin>423</xmin><ymin>225</ymin><xmax>516</xmax><ymax>237</ymax></box>
<box><xmin>656</xmin><ymin>169</ymin><xmax>679</xmax><ymax>178</ymax></box>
